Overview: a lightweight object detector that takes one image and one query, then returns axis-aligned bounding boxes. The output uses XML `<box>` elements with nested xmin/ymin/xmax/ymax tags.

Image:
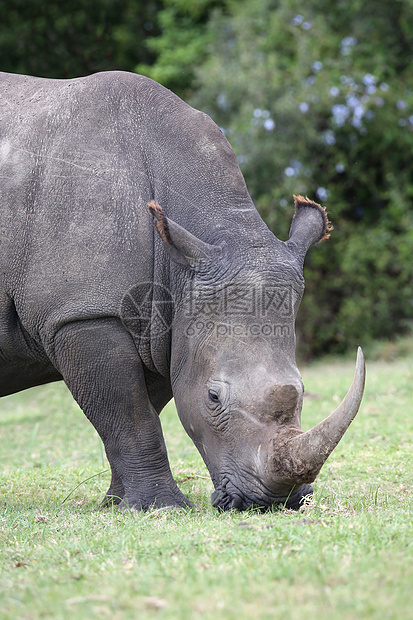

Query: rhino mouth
<box><xmin>210</xmin><ymin>476</ymin><xmax>313</xmax><ymax>511</ymax></box>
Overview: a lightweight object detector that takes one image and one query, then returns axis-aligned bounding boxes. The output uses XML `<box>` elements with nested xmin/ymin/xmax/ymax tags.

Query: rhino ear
<box><xmin>148</xmin><ymin>200</ymin><xmax>220</xmax><ymax>267</ymax></box>
<box><xmin>286</xmin><ymin>195</ymin><xmax>333</xmax><ymax>264</ymax></box>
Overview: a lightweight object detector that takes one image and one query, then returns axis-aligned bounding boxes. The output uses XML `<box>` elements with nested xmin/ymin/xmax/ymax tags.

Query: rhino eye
<box><xmin>208</xmin><ymin>389</ymin><xmax>220</xmax><ymax>404</ymax></box>
<box><xmin>207</xmin><ymin>381</ymin><xmax>229</xmax><ymax>410</ymax></box>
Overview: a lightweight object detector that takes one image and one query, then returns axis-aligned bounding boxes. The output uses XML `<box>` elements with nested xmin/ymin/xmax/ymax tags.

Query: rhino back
<box><xmin>0</xmin><ymin>71</ymin><xmax>265</xmax><ymax>352</ymax></box>
<box><xmin>1</xmin><ymin>73</ymin><xmax>148</xmax><ymax>325</ymax></box>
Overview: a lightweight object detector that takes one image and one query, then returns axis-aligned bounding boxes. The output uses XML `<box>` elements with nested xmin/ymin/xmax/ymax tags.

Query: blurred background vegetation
<box><xmin>1</xmin><ymin>0</ymin><xmax>412</xmax><ymax>358</ymax></box>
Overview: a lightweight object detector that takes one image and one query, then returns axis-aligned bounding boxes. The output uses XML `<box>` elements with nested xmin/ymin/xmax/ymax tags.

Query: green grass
<box><xmin>1</xmin><ymin>348</ymin><xmax>413</xmax><ymax>619</ymax></box>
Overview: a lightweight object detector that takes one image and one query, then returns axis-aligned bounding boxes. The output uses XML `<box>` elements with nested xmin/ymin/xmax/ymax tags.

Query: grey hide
<box><xmin>0</xmin><ymin>71</ymin><xmax>365</xmax><ymax>511</ymax></box>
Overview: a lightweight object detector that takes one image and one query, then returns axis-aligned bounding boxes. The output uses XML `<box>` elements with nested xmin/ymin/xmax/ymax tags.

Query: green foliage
<box><xmin>144</xmin><ymin>0</ymin><xmax>413</xmax><ymax>356</ymax></box>
<box><xmin>136</xmin><ymin>0</ymin><xmax>222</xmax><ymax>96</ymax></box>
<box><xmin>0</xmin><ymin>0</ymin><xmax>161</xmax><ymax>78</ymax></box>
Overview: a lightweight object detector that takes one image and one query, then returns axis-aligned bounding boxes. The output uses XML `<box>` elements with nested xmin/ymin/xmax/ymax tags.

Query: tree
<box><xmin>0</xmin><ymin>0</ymin><xmax>161</xmax><ymax>78</ymax></box>
<box><xmin>136</xmin><ymin>0</ymin><xmax>222</xmax><ymax>98</ymax></box>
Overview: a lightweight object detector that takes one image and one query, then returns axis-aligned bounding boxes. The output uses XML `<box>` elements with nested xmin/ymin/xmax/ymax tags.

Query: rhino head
<box><xmin>149</xmin><ymin>197</ymin><xmax>365</xmax><ymax>510</ymax></box>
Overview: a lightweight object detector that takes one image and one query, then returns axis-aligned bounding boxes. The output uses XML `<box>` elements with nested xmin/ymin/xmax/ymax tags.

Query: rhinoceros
<box><xmin>0</xmin><ymin>70</ymin><xmax>365</xmax><ymax>511</ymax></box>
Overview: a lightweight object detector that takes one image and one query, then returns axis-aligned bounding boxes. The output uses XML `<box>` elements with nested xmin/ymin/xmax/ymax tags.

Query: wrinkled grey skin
<box><xmin>0</xmin><ymin>71</ymin><xmax>364</xmax><ymax>511</ymax></box>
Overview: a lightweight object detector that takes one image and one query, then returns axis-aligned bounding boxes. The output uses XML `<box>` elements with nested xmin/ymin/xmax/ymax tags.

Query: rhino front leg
<box><xmin>51</xmin><ymin>318</ymin><xmax>191</xmax><ymax>510</ymax></box>
<box><xmin>101</xmin><ymin>468</ymin><xmax>125</xmax><ymax>506</ymax></box>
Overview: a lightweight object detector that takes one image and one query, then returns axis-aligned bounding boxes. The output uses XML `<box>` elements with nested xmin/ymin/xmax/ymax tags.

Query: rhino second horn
<box><xmin>290</xmin><ymin>347</ymin><xmax>365</xmax><ymax>477</ymax></box>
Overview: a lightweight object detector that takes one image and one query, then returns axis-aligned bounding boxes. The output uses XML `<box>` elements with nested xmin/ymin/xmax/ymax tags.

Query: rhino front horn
<box><xmin>290</xmin><ymin>347</ymin><xmax>365</xmax><ymax>478</ymax></box>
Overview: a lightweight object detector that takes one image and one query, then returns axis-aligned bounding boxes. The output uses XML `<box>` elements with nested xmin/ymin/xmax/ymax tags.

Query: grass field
<box><xmin>1</xmin><ymin>345</ymin><xmax>413</xmax><ymax>619</ymax></box>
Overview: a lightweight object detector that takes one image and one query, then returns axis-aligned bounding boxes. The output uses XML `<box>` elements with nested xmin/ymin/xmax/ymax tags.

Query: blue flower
<box><xmin>332</xmin><ymin>104</ymin><xmax>350</xmax><ymax>126</ymax></box>
<box><xmin>316</xmin><ymin>187</ymin><xmax>329</xmax><ymax>201</ymax></box>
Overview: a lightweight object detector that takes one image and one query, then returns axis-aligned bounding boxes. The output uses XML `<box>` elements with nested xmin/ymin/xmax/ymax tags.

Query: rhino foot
<box><xmin>101</xmin><ymin>471</ymin><xmax>192</xmax><ymax>511</ymax></box>
<box><xmin>101</xmin><ymin>473</ymin><xmax>125</xmax><ymax>507</ymax></box>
